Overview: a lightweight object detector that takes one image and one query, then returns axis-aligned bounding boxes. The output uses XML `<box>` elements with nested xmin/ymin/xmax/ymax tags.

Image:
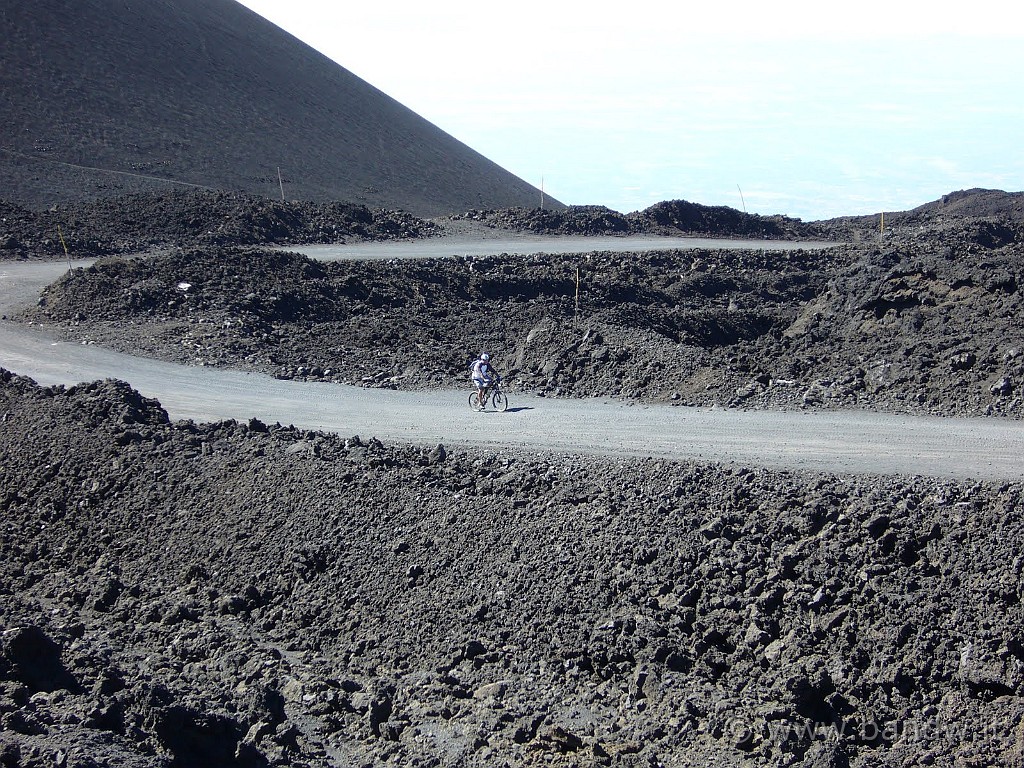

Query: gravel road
<box><xmin>283</xmin><ymin>233</ymin><xmax>838</xmax><ymax>261</ymax></box>
<box><xmin>3</xmin><ymin>238</ymin><xmax>1023</xmax><ymax>481</ymax></box>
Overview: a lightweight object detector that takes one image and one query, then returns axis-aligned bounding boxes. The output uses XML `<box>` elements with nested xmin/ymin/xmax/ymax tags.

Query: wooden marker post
<box><xmin>574</xmin><ymin>266</ymin><xmax>580</xmax><ymax>326</ymax></box>
<box><xmin>57</xmin><ymin>224</ymin><xmax>71</xmax><ymax>272</ymax></box>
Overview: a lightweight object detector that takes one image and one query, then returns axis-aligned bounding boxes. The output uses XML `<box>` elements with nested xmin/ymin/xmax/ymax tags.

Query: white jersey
<box><xmin>471</xmin><ymin>359</ymin><xmax>493</xmax><ymax>382</ymax></box>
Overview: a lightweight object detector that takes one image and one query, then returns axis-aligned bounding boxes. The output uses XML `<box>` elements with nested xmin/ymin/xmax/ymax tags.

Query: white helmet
<box><xmin>480</xmin><ymin>352</ymin><xmax>490</xmax><ymax>361</ymax></box>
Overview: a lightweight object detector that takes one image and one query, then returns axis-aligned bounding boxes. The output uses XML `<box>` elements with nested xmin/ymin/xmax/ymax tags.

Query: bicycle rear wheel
<box><xmin>491</xmin><ymin>391</ymin><xmax>508</xmax><ymax>412</ymax></box>
<box><xmin>468</xmin><ymin>392</ymin><xmax>481</xmax><ymax>411</ymax></box>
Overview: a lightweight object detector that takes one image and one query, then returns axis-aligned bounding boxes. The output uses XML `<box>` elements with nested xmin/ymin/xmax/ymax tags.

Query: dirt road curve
<box><xmin>3</xmin><ymin>238</ymin><xmax>1023</xmax><ymax>481</ymax></box>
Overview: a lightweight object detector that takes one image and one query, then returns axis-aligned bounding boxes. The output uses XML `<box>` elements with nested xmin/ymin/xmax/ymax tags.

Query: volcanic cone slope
<box><xmin>1</xmin><ymin>0</ymin><xmax>554</xmax><ymax>215</ymax></box>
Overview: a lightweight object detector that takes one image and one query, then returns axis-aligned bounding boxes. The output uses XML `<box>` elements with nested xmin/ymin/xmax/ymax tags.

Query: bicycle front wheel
<box><xmin>491</xmin><ymin>391</ymin><xmax>508</xmax><ymax>412</ymax></box>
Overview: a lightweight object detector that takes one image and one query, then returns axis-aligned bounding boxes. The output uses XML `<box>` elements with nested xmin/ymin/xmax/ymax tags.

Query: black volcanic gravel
<box><xmin>2</xmin><ymin>369</ymin><xmax>1023</xmax><ymax>767</ymax></box>
<box><xmin>0</xmin><ymin>190</ymin><xmax>439</xmax><ymax>259</ymax></box>
<box><xmin>4</xmin><ymin>188</ymin><xmax>1024</xmax><ymax>766</ymax></box>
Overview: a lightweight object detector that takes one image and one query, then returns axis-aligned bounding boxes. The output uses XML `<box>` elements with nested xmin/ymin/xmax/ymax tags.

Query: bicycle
<box><xmin>468</xmin><ymin>378</ymin><xmax>508</xmax><ymax>412</ymax></box>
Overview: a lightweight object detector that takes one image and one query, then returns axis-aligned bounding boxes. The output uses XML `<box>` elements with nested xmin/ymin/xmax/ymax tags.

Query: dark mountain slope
<box><xmin>0</xmin><ymin>0</ymin><xmax>556</xmax><ymax>215</ymax></box>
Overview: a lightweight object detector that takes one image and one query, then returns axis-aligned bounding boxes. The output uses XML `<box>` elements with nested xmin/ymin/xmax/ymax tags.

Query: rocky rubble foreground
<box><xmin>24</xmin><ymin>227</ymin><xmax>1024</xmax><ymax>417</ymax></box>
<box><xmin>2</xmin><ymin>370</ymin><xmax>1023</xmax><ymax>767</ymax></box>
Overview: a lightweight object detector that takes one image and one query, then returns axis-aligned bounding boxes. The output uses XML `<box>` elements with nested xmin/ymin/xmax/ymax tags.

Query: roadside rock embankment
<box><xmin>2</xmin><ymin>369</ymin><xmax>1022</xmax><ymax>767</ymax></box>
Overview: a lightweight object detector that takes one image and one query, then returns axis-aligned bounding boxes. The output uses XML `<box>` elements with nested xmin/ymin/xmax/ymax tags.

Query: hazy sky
<box><xmin>236</xmin><ymin>0</ymin><xmax>1023</xmax><ymax>220</ymax></box>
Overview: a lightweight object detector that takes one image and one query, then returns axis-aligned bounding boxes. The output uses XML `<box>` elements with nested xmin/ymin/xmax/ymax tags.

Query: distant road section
<box><xmin>3</xmin><ymin>236</ymin><xmax>1022</xmax><ymax>482</ymax></box>
<box><xmin>287</xmin><ymin>234</ymin><xmax>839</xmax><ymax>261</ymax></box>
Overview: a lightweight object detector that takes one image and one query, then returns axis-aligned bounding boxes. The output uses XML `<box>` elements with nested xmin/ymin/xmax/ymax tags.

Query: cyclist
<box><xmin>470</xmin><ymin>352</ymin><xmax>499</xmax><ymax>410</ymax></box>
